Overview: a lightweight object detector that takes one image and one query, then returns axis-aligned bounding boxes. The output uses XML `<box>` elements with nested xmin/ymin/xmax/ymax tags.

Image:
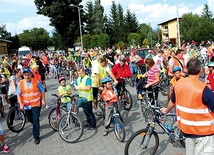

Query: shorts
<box><xmin>92</xmin><ymin>87</ymin><xmax>98</xmax><ymax>99</ymax></box>
<box><xmin>0</xmin><ymin>87</ymin><xmax>7</xmax><ymax>94</ymax></box>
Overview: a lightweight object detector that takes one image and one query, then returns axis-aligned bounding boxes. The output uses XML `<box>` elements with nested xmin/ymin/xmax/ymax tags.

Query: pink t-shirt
<box><xmin>147</xmin><ymin>66</ymin><xmax>160</xmax><ymax>83</ymax></box>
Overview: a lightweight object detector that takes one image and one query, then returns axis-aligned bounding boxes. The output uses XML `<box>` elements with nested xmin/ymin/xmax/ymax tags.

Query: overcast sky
<box><xmin>1</xmin><ymin>0</ymin><xmax>213</xmax><ymax>35</ymax></box>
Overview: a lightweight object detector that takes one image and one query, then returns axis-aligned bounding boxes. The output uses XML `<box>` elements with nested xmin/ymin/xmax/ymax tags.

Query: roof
<box><xmin>158</xmin><ymin>17</ymin><xmax>181</xmax><ymax>25</ymax></box>
<box><xmin>0</xmin><ymin>39</ymin><xmax>13</xmax><ymax>43</ymax></box>
<box><xmin>73</xmin><ymin>42</ymin><xmax>81</xmax><ymax>46</ymax></box>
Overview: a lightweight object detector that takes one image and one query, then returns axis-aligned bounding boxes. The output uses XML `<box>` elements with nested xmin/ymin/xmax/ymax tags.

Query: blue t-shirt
<box><xmin>16</xmin><ymin>81</ymin><xmax>44</xmax><ymax>95</ymax></box>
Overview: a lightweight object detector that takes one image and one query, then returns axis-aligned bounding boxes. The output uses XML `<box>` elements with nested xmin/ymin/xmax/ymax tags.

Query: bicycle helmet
<box><xmin>119</xmin><ymin>55</ymin><xmax>126</xmax><ymax>62</ymax></box>
<box><xmin>207</xmin><ymin>62</ymin><xmax>214</xmax><ymax>67</ymax></box>
<box><xmin>58</xmin><ymin>76</ymin><xmax>66</xmax><ymax>83</ymax></box>
<box><xmin>172</xmin><ymin>66</ymin><xmax>181</xmax><ymax>73</ymax></box>
<box><xmin>101</xmin><ymin>77</ymin><xmax>112</xmax><ymax>84</ymax></box>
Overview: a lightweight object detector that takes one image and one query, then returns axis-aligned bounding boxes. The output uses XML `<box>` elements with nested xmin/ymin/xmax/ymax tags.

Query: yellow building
<box><xmin>0</xmin><ymin>39</ymin><xmax>12</xmax><ymax>62</ymax></box>
<box><xmin>158</xmin><ymin>17</ymin><xmax>181</xmax><ymax>46</ymax></box>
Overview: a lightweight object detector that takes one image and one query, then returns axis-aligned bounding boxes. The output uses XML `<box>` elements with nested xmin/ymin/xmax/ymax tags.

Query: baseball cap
<box><xmin>23</xmin><ymin>68</ymin><xmax>32</xmax><ymax>74</ymax></box>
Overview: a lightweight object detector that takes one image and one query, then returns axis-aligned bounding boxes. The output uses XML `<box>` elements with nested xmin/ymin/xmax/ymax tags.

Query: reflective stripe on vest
<box><xmin>175</xmin><ymin>77</ymin><xmax>214</xmax><ymax>135</ymax></box>
<box><xmin>77</xmin><ymin>75</ymin><xmax>93</xmax><ymax>101</ymax></box>
<box><xmin>20</xmin><ymin>78</ymin><xmax>41</xmax><ymax>107</ymax></box>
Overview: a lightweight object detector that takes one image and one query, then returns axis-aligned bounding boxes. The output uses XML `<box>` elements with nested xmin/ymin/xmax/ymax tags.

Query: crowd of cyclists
<box><xmin>0</xmin><ymin>39</ymin><xmax>214</xmax><ymax>153</ymax></box>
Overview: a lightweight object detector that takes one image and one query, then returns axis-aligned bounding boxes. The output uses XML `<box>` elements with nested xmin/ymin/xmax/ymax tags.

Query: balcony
<box><xmin>164</xmin><ymin>37</ymin><xmax>169</xmax><ymax>41</ymax></box>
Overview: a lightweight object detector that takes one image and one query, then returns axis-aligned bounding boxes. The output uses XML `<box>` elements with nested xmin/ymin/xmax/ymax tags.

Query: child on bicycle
<box><xmin>101</xmin><ymin>77</ymin><xmax>118</xmax><ymax>136</ymax></box>
<box><xmin>57</xmin><ymin>76</ymin><xmax>72</xmax><ymax>111</ymax></box>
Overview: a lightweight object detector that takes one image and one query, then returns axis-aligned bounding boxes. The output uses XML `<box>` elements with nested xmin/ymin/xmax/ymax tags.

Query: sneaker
<box><xmin>70</xmin><ymin>81</ymin><xmax>74</xmax><ymax>85</ymax></box>
<box><xmin>46</xmin><ymin>105</ymin><xmax>50</xmax><ymax>109</ymax></box>
<box><xmin>83</xmin><ymin>123</ymin><xmax>91</xmax><ymax>128</ymax></box>
<box><xmin>103</xmin><ymin>128</ymin><xmax>108</xmax><ymax>136</ymax></box>
<box><xmin>2</xmin><ymin>144</ymin><xmax>10</xmax><ymax>153</ymax></box>
<box><xmin>34</xmin><ymin>137</ymin><xmax>40</xmax><ymax>145</ymax></box>
<box><xmin>87</xmin><ymin>126</ymin><xmax>97</xmax><ymax>130</ymax></box>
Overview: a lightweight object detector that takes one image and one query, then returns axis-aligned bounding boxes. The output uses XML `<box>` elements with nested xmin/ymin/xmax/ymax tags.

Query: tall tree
<box><xmin>138</xmin><ymin>23</ymin><xmax>152</xmax><ymax>45</ymax></box>
<box><xmin>124</xmin><ymin>9</ymin><xmax>139</xmax><ymax>40</ymax></box>
<box><xmin>84</xmin><ymin>0</ymin><xmax>95</xmax><ymax>34</ymax></box>
<box><xmin>201</xmin><ymin>3</ymin><xmax>213</xmax><ymax>21</ymax></box>
<box><xmin>117</xmin><ymin>4</ymin><xmax>125</xmax><ymax>42</ymax></box>
<box><xmin>93</xmin><ymin>0</ymin><xmax>105</xmax><ymax>34</ymax></box>
<box><xmin>108</xmin><ymin>1</ymin><xmax>118</xmax><ymax>44</ymax></box>
<box><xmin>34</xmin><ymin>0</ymin><xmax>84</xmax><ymax>49</ymax></box>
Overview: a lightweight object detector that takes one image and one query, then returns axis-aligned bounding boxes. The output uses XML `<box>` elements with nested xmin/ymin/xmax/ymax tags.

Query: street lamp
<box><xmin>175</xmin><ymin>0</ymin><xmax>181</xmax><ymax>48</ymax></box>
<box><xmin>70</xmin><ymin>4</ymin><xmax>83</xmax><ymax>51</ymax></box>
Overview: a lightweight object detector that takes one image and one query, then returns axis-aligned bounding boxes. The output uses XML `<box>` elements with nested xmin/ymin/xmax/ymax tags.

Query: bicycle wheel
<box><xmin>48</xmin><ymin>107</ymin><xmax>66</xmax><ymax>131</ymax></box>
<box><xmin>58</xmin><ymin>113</ymin><xmax>83</xmax><ymax>143</ymax></box>
<box><xmin>121</xmin><ymin>90</ymin><xmax>132</xmax><ymax>111</ymax></box>
<box><xmin>6</xmin><ymin>106</ymin><xmax>26</xmax><ymax>133</ymax></box>
<box><xmin>144</xmin><ymin>108</ymin><xmax>155</xmax><ymax>123</ymax></box>
<box><xmin>114</xmin><ymin>117</ymin><xmax>125</xmax><ymax>142</ymax></box>
<box><xmin>124</xmin><ymin>128</ymin><xmax>159</xmax><ymax>155</ymax></box>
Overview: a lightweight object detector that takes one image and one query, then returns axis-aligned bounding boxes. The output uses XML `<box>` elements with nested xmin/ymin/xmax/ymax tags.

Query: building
<box><xmin>0</xmin><ymin>39</ymin><xmax>12</xmax><ymax>62</ymax></box>
<box><xmin>158</xmin><ymin>17</ymin><xmax>181</xmax><ymax>46</ymax></box>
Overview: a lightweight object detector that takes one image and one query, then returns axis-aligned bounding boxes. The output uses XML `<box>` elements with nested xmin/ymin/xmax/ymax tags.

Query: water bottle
<box><xmin>165</xmin><ymin>123</ymin><xmax>174</xmax><ymax>132</ymax></box>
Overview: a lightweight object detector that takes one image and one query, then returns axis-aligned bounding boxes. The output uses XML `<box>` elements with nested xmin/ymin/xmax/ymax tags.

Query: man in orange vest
<box><xmin>161</xmin><ymin>58</ymin><xmax>214</xmax><ymax>154</ymax></box>
<box><xmin>168</xmin><ymin>49</ymin><xmax>187</xmax><ymax>76</ymax></box>
<box><xmin>17</xmin><ymin>68</ymin><xmax>46</xmax><ymax>145</ymax></box>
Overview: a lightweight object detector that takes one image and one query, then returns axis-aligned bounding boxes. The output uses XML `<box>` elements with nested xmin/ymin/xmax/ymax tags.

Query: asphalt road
<box><xmin>1</xmin><ymin>78</ymin><xmax>185</xmax><ymax>155</ymax></box>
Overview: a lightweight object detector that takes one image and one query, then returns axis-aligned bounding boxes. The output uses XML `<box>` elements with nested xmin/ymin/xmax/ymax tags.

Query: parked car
<box><xmin>126</xmin><ymin>48</ymin><xmax>156</xmax><ymax>65</ymax></box>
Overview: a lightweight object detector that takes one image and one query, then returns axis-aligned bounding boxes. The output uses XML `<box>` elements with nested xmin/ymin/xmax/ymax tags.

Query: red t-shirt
<box><xmin>112</xmin><ymin>63</ymin><xmax>132</xmax><ymax>79</ymax></box>
<box><xmin>207</xmin><ymin>72</ymin><xmax>214</xmax><ymax>91</ymax></box>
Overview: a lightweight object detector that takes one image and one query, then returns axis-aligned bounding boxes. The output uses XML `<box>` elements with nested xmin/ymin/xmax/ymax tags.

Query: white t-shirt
<box><xmin>153</xmin><ymin>55</ymin><xmax>163</xmax><ymax>69</ymax></box>
<box><xmin>183</xmin><ymin>53</ymin><xmax>190</xmax><ymax>66</ymax></box>
<box><xmin>200</xmin><ymin>47</ymin><xmax>207</xmax><ymax>55</ymax></box>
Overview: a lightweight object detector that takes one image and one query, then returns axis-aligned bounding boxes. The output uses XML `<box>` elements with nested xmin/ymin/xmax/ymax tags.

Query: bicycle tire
<box><xmin>114</xmin><ymin>117</ymin><xmax>125</xmax><ymax>142</ymax></box>
<box><xmin>121</xmin><ymin>90</ymin><xmax>132</xmax><ymax>111</ymax></box>
<box><xmin>124</xmin><ymin>128</ymin><xmax>159</xmax><ymax>155</ymax></box>
<box><xmin>48</xmin><ymin>107</ymin><xmax>66</xmax><ymax>131</ymax></box>
<box><xmin>126</xmin><ymin>78</ymin><xmax>134</xmax><ymax>87</ymax></box>
<box><xmin>58</xmin><ymin>113</ymin><xmax>83</xmax><ymax>143</ymax></box>
<box><xmin>6</xmin><ymin>106</ymin><xmax>26</xmax><ymax>133</ymax></box>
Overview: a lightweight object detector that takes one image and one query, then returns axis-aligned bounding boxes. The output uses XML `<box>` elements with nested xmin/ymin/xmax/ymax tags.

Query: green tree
<box><xmin>108</xmin><ymin>1</ymin><xmax>118</xmax><ymax>44</ymax></box>
<box><xmin>0</xmin><ymin>25</ymin><xmax>11</xmax><ymax>39</ymax></box>
<box><xmin>127</xmin><ymin>33</ymin><xmax>140</xmax><ymax>47</ymax></box>
<box><xmin>34</xmin><ymin>0</ymin><xmax>83</xmax><ymax>49</ymax></box>
<box><xmin>117</xmin><ymin>4</ymin><xmax>125</xmax><ymax>42</ymax></box>
<box><xmin>124</xmin><ymin>9</ymin><xmax>139</xmax><ymax>35</ymax></box>
<box><xmin>116</xmin><ymin>41</ymin><xmax>124</xmax><ymax>50</ymax></box>
<box><xmin>142</xmin><ymin>38</ymin><xmax>149</xmax><ymax>48</ymax></box>
<box><xmin>82</xmin><ymin>34</ymin><xmax>91</xmax><ymax>49</ymax></box>
<box><xmin>98</xmin><ymin>33</ymin><xmax>110</xmax><ymax>48</ymax></box>
<box><xmin>51</xmin><ymin>29</ymin><xmax>64</xmax><ymax>50</ymax></box>
<box><xmin>138</xmin><ymin>23</ymin><xmax>152</xmax><ymax>43</ymax></box>
<box><xmin>91</xmin><ymin>34</ymin><xmax>99</xmax><ymax>48</ymax></box>
<box><xmin>201</xmin><ymin>3</ymin><xmax>213</xmax><ymax>21</ymax></box>
<box><xmin>93</xmin><ymin>0</ymin><xmax>105</xmax><ymax>34</ymax></box>
<box><xmin>19</xmin><ymin>28</ymin><xmax>51</xmax><ymax>50</ymax></box>
<box><xmin>85</xmin><ymin>0</ymin><xmax>95</xmax><ymax>34</ymax></box>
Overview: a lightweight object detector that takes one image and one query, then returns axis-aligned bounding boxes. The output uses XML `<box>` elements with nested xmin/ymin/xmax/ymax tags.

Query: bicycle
<box><xmin>111</xmin><ymin>102</ymin><xmax>125</xmax><ymax>142</ymax></box>
<box><xmin>6</xmin><ymin>102</ymin><xmax>26</xmax><ymax>133</ymax></box>
<box><xmin>58</xmin><ymin>96</ymin><xmax>83</xmax><ymax>143</ymax></box>
<box><xmin>116</xmin><ymin>79</ymin><xmax>133</xmax><ymax>111</ymax></box>
<box><xmin>48</xmin><ymin>94</ymin><xmax>79</xmax><ymax>131</ymax></box>
<box><xmin>124</xmin><ymin>107</ymin><xmax>185</xmax><ymax>155</ymax></box>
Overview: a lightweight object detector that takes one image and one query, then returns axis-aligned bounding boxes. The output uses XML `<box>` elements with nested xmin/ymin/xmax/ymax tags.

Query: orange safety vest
<box><xmin>19</xmin><ymin>78</ymin><xmax>41</xmax><ymax>107</ymax></box>
<box><xmin>32</xmin><ymin>70</ymin><xmax>42</xmax><ymax>83</ymax></box>
<box><xmin>172</xmin><ymin>56</ymin><xmax>185</xmax><ymax>70</ymax></box>
<box><xmin>101</xmin><ymin>88</ymin><xmax>118</xmax><ymax>106</ymax></box>
<box><xmin>174</xmin><ymin>77</ymin><xmax>214</xmax><ymax>135</ymax></box>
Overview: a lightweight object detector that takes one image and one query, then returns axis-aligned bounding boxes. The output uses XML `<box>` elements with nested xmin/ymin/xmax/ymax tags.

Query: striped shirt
<box><xmin>147</xmin><ymin>66</ymin><xmax>159</xmax><ymax>83</ymax></box>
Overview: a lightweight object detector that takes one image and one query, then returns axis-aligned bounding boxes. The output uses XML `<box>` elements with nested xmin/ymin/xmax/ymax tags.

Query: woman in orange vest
<box><xmin>17</xmin><ymin>68</ymin><xmax>46</xmax><ymax>145</ymax></box>
<box><xmin>161</xmin><ymin>58</ymin><xmax>214</xmax><ymax>155</ymax></box>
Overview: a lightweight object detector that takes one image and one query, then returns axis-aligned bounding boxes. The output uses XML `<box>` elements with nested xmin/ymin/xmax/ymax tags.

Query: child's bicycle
<box><xmin>110</xmin><ymin>102</ymin><xmax>125</xmax><ymax>142</ymax></box>
<box><xmin>124</xmin><ymin>107</ymin><xmax>185</xmax><ymax>155</ymax></box>
<box><xmin>6</xmin><ymin>100</ymin><xmax>26</xmax><ymax>133</ymax></box>
<box><xmin>48</xmin><ymin>94</ymin><xmax>79</xmax><ymax>131</ymax></box>
<box><xmin>58</xmin><ymin>97</ymin><xmax>83</xmax><ymax>143</ymax></box>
